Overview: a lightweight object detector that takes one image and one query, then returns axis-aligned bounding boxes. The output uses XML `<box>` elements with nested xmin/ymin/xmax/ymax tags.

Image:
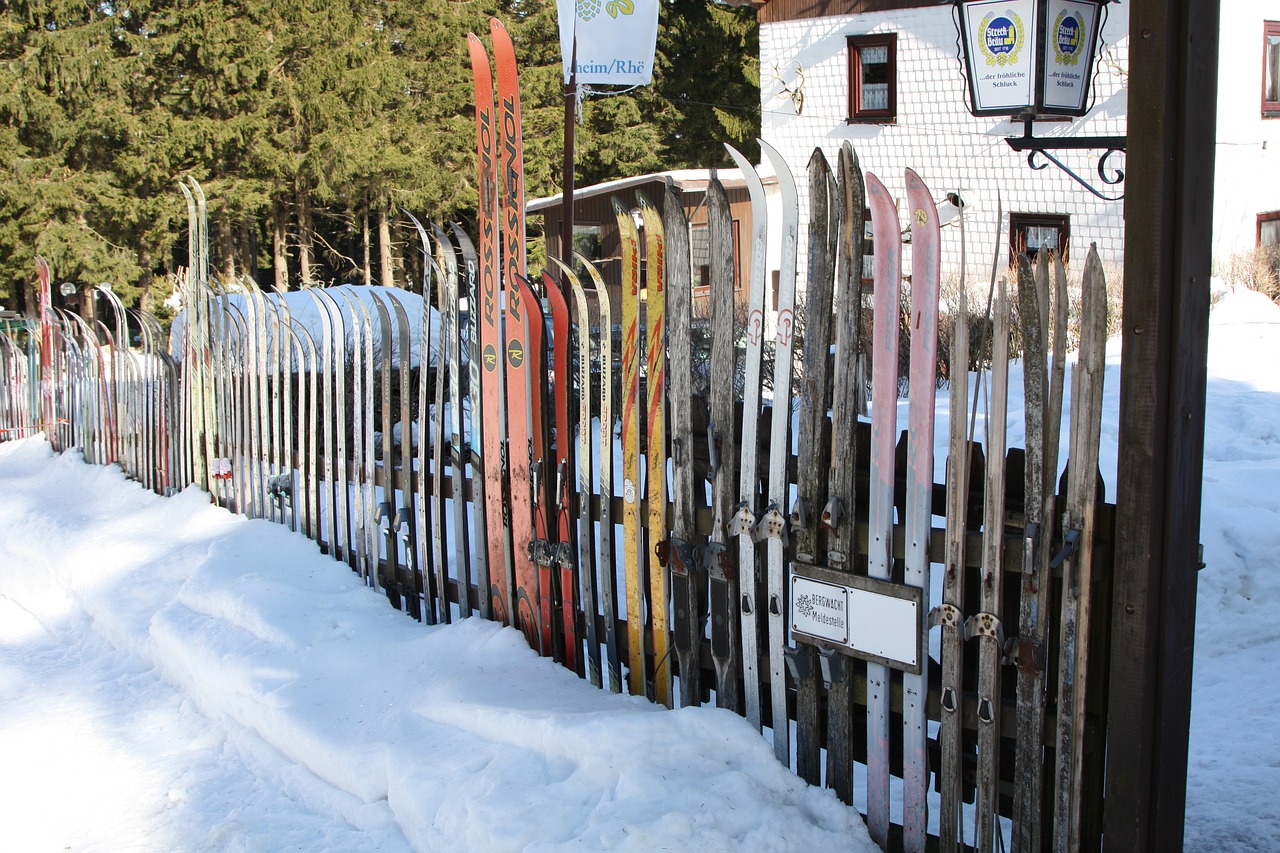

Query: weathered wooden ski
<box><xmin>967</xmin><ymin>276</ymin><xmax>1011</xmax><ymax>851</ymax></box>
<box><xmin>789</xmin><ymin>147</ymin><xmax>837</xmax><ymax>785</ymax></box>
<box><xmin>934</xmin><ymin>195</ymin><xmax>971</xmax><ymax>850</ymax></box>
<box><xmin>1052</xmin><ymin>245</ymin><xmax>1107</xmax><ymax>851</ymax></box>
<box><xmin>703</xmin><ymin>168</ymin><xmax>742</xmax><ymax>714</ymax></box>
<box><xmin>1011</xmin><ymin>246</ymin><xmax>1048</xmax><ymax>850</ymax></box>
<box><xmin>823</xmin><ymin>141</ymin><xmax>865</xmax><ymax>805</ymax></box>
<box><xmin>656</xmin><ymin>181</ymin><xmax>702</xmax><ymax>709</ymax></box>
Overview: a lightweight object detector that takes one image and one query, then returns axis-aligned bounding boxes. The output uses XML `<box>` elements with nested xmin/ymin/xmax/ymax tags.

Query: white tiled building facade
<box><xmin>752</xmin><ymin>0</ymin><xmax>1279</xmax><ymax>295</ymax></box>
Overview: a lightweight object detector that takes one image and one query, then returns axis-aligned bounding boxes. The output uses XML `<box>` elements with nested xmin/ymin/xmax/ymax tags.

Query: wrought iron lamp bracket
<box><xmin>1005</xmin><ymin>116</ymin><xmax>1126</xmax><ymax>201</ymax></box>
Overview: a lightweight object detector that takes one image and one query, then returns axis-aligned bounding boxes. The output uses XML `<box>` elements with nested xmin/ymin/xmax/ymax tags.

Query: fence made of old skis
<box><xmin>7</xmin><ymin>142</ymin><xmax>1116</xmax><ymax>851</ymax></box>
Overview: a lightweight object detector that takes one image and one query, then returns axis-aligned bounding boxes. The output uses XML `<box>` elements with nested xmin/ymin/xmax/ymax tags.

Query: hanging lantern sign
<box><xmin>556</xmin><ymin>0</ymin><xmax>660</xmax><ymax>86</ymax></box>
<box><xmin>956</xmin><ymin>0</ymin><xmax>1108</xmax><ymax>117</ymax></box>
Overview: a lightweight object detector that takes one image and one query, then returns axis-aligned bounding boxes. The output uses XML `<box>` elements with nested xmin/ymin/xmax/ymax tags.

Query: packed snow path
<box><xmin>0</xmin><ymin>441</ymin><xmax>871</xmax><ymax>852</ymax></box>
<box><xmin>3</xmin><ymin>285</ymin><xmax>1280</xmax><ymax>851</ymax></box>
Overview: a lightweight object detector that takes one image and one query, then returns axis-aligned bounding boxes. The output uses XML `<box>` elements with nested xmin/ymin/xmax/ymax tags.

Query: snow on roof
<box><xmin>525</xmin><ymin>168</ymin><xmax>769</xmax><ymax>214</ymax></box>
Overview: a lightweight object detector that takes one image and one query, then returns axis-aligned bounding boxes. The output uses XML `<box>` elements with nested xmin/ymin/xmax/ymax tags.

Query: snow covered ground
<box><xmin>3</xmin><ymin>286</ymin><xmax>1278</xmax><ymax>851</ymax></box>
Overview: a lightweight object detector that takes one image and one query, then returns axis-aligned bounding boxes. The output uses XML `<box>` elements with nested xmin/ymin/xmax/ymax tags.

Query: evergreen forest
<box><xmin>0</xmin><ymin>0</ymin><xmax>759</xmax><ymax>313</ymax></box>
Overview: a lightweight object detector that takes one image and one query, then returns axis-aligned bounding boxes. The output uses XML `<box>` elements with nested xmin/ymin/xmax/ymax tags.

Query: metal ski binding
<box><xmin>753</xmin><ymin>503</ymin><xmax>787</xmax><ymax>545</ymax></box>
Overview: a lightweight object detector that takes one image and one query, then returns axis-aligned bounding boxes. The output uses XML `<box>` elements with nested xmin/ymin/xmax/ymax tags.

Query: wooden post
<box><xmin>1104</xmin><ymin>1</ymin><xmax>1219</xmax><ymax>850</ymax></box>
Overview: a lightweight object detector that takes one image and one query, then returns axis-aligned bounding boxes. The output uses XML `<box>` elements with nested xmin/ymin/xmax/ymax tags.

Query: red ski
<box><xmin>466</xmin><ymin>32</ymin><xmax>512</xmax><ymax>625</ymax></box>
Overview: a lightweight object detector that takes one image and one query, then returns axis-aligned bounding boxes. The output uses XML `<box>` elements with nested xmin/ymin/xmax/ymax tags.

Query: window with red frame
<box><xmin>1260</xmin><ymin>211</ymin><xmax>1280</xmax><ymax>246</ymax></box>
<box><xmin>1265</xmin><ymin>21</ymin><xmax>1280</xmax><ymax>117</ymax></box>
<box><xmin>848</xmin><ymin>34</ymin><xmax>897</xmax><ymax>123</ymax></box>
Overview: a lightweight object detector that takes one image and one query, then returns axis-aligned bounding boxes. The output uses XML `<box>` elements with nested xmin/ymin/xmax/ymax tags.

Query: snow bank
<box><xmin>0</xmin><ymin>438</ymin><xmax>873</xmax><ymax>852</ymax></box>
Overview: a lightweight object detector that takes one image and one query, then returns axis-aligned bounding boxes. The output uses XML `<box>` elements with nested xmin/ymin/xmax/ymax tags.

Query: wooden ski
<box><xmin>968</xmin><ymin>276</ymin><xmax>1011</xmax><ymax>851</ymax></box>
<box><xmin>550</xmin><ymin>255</ymin><xmax>600</xmax><ymax>685</ymax></box>
<box><xmin>454</xmin><ymin>223</ymin><xmax>491</xmax><ymax>621</ymax></box>
<box><xmin>577</xmin><ymin>254</ymin><xmax>621</xmax><ymax>692</ymax></box>
<box><xmin>823</xmin><ymin>141</ymin><xmax>865</xmax><ymax>805</ymax></box>
<box><xmin>703</xmin><ymin>168</ymin><xmax>741</xmax><ymax>713</ymax></box>
<box><xmin>467</xmin><ymin>29</ymin><xmax>511</xmax><ymax>626</ymax></box>
<box><xmin>636</xmin><ymin>190</ymin><xmax>671</xmax><ymax>707</ymax></box>
<box><xmin>756</xmin><ymin>139</ymin><xmax>799</xmax><ymax>766</ymax></box>
<box><xmin>493</xmin><ymin>18</ymin><xmax>540</xmax><ymax>651</ymax></box>
<box><xmin>724</xmin><ymin>144</ymin><xmax>769</xmax><ymax>730</ymax></box>
<box><xmin>543</xmin><ymin>270</ymin><xmax>579</xmax><ymax>672</ymax></box>
<box><xmin>789</xmin><ymin>147</ymin><xmax>837</xmax><ymax>785</ymax></box>
<box><xmin>1052</xmin><ymin>245</ymin><xmax>1108</xmax><ymax>851</ymax></box>
<box><xmin>935</xmin><ymin>198</ymin><xmax>971</xmax><ymax>851</ymax></box>
<box><xmin>863</xmin><ymin>170</ymin><xmax>902</xmax><ymax>847</ymax></box>
<box><xmin>613</xmin><ymin>195</ymin><xmax>646</xmax><ymax>696</ymax></box>
<box><xmin>902</xmin><ymin>167</ymin><xmax>941</xmax><ymax>852</ymax></box>
<box><xmin>656</xmin><ymin>181</ymin><xmax>703</xmax><ymax>709</ymax></box>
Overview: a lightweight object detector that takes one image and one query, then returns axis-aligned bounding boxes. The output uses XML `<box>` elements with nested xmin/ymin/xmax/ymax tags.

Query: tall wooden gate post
<box><xmin>1105</xmin><ymin>0</ymin><xmax>1219</xmax><ymax>849</ymax></box>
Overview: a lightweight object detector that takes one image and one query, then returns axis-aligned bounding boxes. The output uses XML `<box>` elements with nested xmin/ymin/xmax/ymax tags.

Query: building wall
<box><xmin>1212</xmin><ymin>2</ymin><xmax>1280</xmax><ymax>260</ymax></box>
<box><xmin>759</xmin><ymin>2</ymin><xmax>1130</xmax><ymax>295</ymax></box>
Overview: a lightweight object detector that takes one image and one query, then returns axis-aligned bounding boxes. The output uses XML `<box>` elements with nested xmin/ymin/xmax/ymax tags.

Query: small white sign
<box><xmin>791</xmin><ymin>577</ymin><xmax>848</xmax><ymax>645</ymax></box>
<box><xmin>557</xmin><ymin>0</ymin><xmax>660</xmax><ymax>86</ymax></box>
<box><xmin>847</xmin><ymin>587</ymin><xmax>919</xmax><ymax>670</ymax></box>
<box><xmin>1041</xmin><ymin>0</ymin><xmax>1098</xmax><ymax>112</ymax></box>
<box><xmin>790</xmin><ymin>564</ymin><xmax>923</xmax><ymax>672</ymax></box>
<box><xmin>964</xmin><ymin>0</ymin><xmax>1038</xmax><ymax>113</ymax></box>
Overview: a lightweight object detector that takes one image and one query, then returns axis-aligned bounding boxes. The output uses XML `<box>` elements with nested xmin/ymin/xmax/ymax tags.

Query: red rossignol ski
<box><xmin>466</xmin><ymin>31</ymin><xmax>512</xmax><ymax>625</ymax></box>
<box><xmin>492</xmin><ymin>20</ymin><xmax>542</xmax><ymax>654</ymax></box>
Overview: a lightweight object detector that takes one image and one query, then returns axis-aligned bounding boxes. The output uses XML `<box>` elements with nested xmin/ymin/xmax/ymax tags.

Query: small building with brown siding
<box><xmin>526</xmin><ymin>170</ymin><xmax>771</xmax><ymax>325</ymax></box>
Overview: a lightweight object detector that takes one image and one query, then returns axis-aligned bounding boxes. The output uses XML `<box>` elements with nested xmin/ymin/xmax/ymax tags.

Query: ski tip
<box><xmin>865</xmin><ymin>170</ymin><xmax>889</xmax><ymax>199</ymax></box>
<box><xmin>490</xmin><ymin>16</ymin><xmax>509</xmax><ymax>38</ymax></box>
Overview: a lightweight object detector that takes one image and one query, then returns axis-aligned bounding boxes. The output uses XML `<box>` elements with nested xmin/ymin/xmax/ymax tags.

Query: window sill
<box><xmin>846</xmin><ymin>117</ymin><xmax>896</xmax><ymax>125</ymax></box>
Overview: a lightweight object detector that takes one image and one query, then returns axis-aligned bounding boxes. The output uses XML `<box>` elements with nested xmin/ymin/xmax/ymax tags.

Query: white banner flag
<box><xmin>557</xmin><ymin>0</ymin><xmax>660</xmax><ymax>86</ymax></box>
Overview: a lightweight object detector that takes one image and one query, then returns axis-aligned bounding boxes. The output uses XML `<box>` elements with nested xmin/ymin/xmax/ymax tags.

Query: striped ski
<box><xmin>863</xmin><ymin>170</ymin><xmax>902</xmax><ymax>846</ymax></box>
<box><xmin>549</xmin><ymin>255</ymin><xmax>600</xmax><ymax>685</ymax></box>
<box><xmin>613</xmin><ymin>195</ymin><xmax>646</xmax><ymax>697</ymax></box>
<box><xmin>577</xmin><ymin>255</ymin><xmax>621</xmax><ymax>691</ymax></box>
<box><xmin>453</xmin><ymin>223</ymin><xmax>486</xmax><ymax>618</ymax></box>
<box><xmin>467</xmin><ymin>30</ymin><xmax>511</xmax><ymax>626</ymax></box>
<box><xmin>636</xmin><ymin>190</ymin><xmax>671</xmax><ymax>708</ymax></box>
